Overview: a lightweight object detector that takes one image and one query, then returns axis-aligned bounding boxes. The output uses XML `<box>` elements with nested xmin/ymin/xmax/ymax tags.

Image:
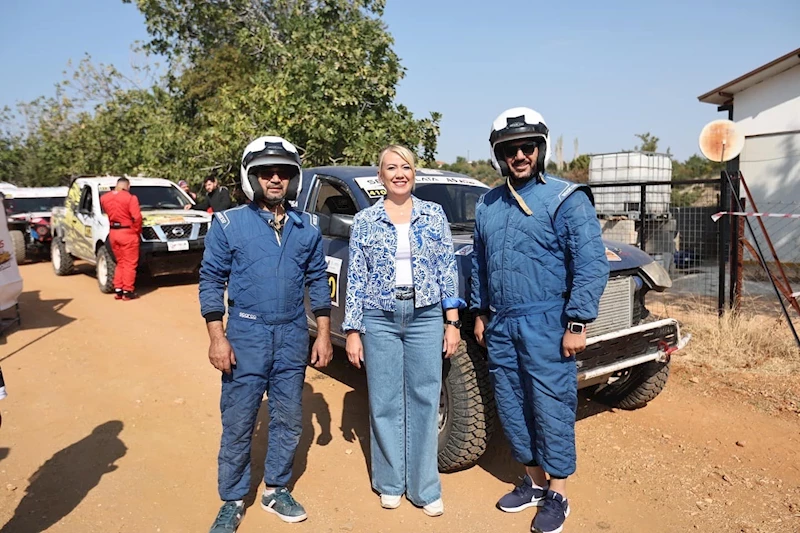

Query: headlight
<box><xmin>640</xmin><ymin>260</ymin><xmax>672</xmax><ymax>291</ymax></box>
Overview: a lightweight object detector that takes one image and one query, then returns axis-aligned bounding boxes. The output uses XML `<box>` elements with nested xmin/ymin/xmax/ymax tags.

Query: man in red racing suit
<box><xmin>100</xmin><ymin>177</ymin><xmax>142</xmax><ymax>300</ymax></box>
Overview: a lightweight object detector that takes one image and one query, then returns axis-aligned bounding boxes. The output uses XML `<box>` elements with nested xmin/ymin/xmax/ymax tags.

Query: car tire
<box><xmin>437</xmin><ymin>333</ymin><xmax>497</xmax><ymax>472</ymax></box>
<box><xmin>10</xmin><ymin>230</ymin><xmax>26</xmax><ymax>265</ymax></box>
<box><xmin>590</xmin><ymin>360</ymin><xmax>670</xmax><ymax>410</ymax></box>
<box><xmin>96</xmin><ymin>245</ymin><xmax>116</xmax><ymax>294</ymax></box>
<box><xmin>51</xmin><ymin>237</ymin><xmax>74</xmax><ymax>276</ymax></box>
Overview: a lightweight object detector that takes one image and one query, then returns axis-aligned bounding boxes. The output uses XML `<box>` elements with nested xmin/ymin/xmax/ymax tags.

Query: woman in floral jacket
<box><xmin>343</xmin><ymin>145</ymin><xmax>465</xmax><ymax>517</ymax></box>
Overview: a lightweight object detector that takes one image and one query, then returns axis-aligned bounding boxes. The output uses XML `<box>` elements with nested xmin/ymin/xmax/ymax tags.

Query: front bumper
<box><xmin>139</xmin><ymin>237</ymin><xmax>206</xmax><ymax>276</ymax></box>
<box><xmin>576</xmin><ymin>318</ymin><xmax>691</xmax><ymax>387</ymax></box>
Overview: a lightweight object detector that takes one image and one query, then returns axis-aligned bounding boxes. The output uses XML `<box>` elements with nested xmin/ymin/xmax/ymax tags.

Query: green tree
<box><xmin>634</xmin><ymin>132</ymin><xmax>659</xmax><ymax>152</ymax></box>
<box><xmin>439</xmin><ymin>157</ymin><xmax>501</xmax><ymax>186</ymax></box>
<box><xmin>125</xmin><ymin>0</ymin><xmax>440</xmax><ymax>172</ymax></box>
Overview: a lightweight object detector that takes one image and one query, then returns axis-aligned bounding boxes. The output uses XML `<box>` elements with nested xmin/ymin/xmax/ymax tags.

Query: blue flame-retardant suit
<box><xmin>199</xmin><ymin>203</ymin><xmax>331</xmax><ymax>501</ymax></box>
<box><xmin>471</xmin><ymin>174</ymin><xmax>609</xmax><ymax>478</ymax></box>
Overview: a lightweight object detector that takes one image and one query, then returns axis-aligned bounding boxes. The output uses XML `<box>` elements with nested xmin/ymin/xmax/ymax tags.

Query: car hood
<box><xmin>450</xmin><ymin>235</ymin><xmax>654</xmax><ymax>273</ymax></box>
<box><xmin>141</xmin><ymin>209</ymin><xmax>212</xmax><ymax>227</ymax></box>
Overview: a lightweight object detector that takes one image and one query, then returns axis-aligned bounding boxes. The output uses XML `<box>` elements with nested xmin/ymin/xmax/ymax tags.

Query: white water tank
<box><xmin>589</xmin><ymin>152</ymin><xmax>672</xmax><ymax>218</ymax></box>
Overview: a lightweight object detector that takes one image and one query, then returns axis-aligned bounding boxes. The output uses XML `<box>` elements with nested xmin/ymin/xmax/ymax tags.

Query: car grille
<box><xmin>142</xmin><ymin>227</ymin><xmax>159</xmax><ymax>241</ymax></box>
<box><xmin>162</xmin><ymin>224</ymin><xmax>193</xmax><ymax>240</ymax></box>
<box><xmin>586</xmin><ymin>276</ymin><xmax>634</xmax><ymax>338</ymax></box>
<box><xmin>198</xmin><ymin>223</ymin><xmax>208</xmax><ymax>237</ymax></box>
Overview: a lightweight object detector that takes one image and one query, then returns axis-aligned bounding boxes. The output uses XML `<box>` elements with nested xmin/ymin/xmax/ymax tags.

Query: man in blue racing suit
<box><xmin>200</xmin><ymin>136</ymin><xmax>333</xmax><ymax>532</ymax></box>
<box><xmin>471</xmin><ymin>108</ymin><xmax>609</xmax><ymax>533</ymax></box>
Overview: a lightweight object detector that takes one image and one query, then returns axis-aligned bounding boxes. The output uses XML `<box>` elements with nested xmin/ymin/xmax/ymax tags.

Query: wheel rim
<box><xmin>438</xmin><ymin>379</ymin><xmax>449</xmax><ymax>435</ymax></box>
<box><xmin>52</xmin><ymin>243</ymin><xmax>61</xmax><ymax>270</ymax></box>
<box><xmin>97</xmin><ymin>253</ymin><xmax>107</xmax><ymax>285</ymax></box>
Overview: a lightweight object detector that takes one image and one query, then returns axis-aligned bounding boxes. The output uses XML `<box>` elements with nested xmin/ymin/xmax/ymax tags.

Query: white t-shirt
<box><xmin>394</xmin><ymin>223</ymin><xmax>413</xmax><ymax>286</ymax></box>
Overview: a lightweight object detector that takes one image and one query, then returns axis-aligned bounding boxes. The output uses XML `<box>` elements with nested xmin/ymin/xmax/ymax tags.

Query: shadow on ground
<box><xmin>0</xmin><ymin>421</ymin><xmax>126</xmax><ymax>533</ymax></box>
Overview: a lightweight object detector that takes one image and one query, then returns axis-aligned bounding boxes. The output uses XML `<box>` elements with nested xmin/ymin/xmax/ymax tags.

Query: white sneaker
<box><xmin>380</xmin><ymin>494</ymin><xmax>401</xmax><ymax>509</ymax></box>
<box><xmin>422</xmin><ymin>498</ymin><xmax>444</xmax><ymax>517</ymax></box>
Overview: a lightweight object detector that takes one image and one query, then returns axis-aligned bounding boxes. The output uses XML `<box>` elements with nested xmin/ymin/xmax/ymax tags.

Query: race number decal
<box><xmin>325</xmin><ymin>256</ymin><xmax>342</xmax><ymax>307</ymax></box>
<box><xmin>354</xmin><ymin>177</ymin><xmax>387</xmax><ymax>199</ymax></box>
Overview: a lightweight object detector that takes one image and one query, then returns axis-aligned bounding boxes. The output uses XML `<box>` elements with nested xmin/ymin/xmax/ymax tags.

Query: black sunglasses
<box><xmin>254</xmin><ymin>166</ymin><xmax>295</xmax><ymax>180</ymax></box>
<box><xmin>502</xmin><ymin>142</ymin><xmax>538</xmax><ymax>159</ymax></box>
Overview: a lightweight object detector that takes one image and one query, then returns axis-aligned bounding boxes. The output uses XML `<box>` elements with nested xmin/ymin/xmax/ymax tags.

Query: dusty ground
<box><xmin>0</xmin><ymin>262</ymin><xmax>799</xmax><ymax>533</ymax></box>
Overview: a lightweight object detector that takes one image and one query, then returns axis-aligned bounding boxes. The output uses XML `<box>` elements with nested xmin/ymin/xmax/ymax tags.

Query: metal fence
<box><xmin>589</xmin><ymin>173</ymin><xmax>800</xmax><ymax>322</ymax></box>
<box><xmin>589</xmin><ymin>178</ymin><xmax>722</xmax><ymax>303</ymax></box>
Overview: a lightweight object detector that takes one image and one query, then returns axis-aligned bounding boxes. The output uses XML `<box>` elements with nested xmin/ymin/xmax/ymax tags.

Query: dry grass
<box><xmin>648</xmin><ymin>294</ymin><xmax>800</xmax><ymax>376</ymax></box>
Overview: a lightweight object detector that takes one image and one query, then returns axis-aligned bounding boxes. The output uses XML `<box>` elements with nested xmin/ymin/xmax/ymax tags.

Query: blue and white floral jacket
<box><xmin>342</xmin><ymin>196</ymin><xmax>466</xmax><ymax>333</ymax></box>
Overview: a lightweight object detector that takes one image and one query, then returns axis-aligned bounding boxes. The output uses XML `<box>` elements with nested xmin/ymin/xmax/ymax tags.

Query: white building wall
<box><xmin>733</xmin><ymin>64</ymin><xmax>800</xmax><ymax>136</ymax></box>
<box><xmin>734</xmin><ymin>64</ymin><xmax>800</xmax><ymax>263</ymax></box>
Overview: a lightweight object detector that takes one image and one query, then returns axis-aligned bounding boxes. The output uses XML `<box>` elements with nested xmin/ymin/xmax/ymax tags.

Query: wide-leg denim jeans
<box><xmin>362</xmin><ymin>295</ymin><xmax>443</xmax><ymax>506</ymax></box>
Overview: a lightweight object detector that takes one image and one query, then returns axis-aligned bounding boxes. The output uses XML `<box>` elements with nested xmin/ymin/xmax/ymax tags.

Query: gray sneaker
<box><xmin>209</xmin><ymin>501</ymin><xmax>244</xmax><ymax>533</ymax></box>
<box><xmin>260</xmin><ymin>487</ymin><xmax>308</xmax><ymax>523</ymax></box>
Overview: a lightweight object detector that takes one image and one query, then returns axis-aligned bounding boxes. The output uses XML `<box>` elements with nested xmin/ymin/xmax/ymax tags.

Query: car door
<box><xmin>303</xmin><ymin>175</ymin><xmax>359</xmax><ymax>345</ymax></box>
<box><xmin>66</xmin><ymin>184</ymin><xmax>95</xmax><ymax>261</ymax></box>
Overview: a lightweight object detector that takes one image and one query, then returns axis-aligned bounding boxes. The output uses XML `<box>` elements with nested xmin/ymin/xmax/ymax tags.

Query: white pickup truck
<box><xmin>50</xmin><ymin>176</ymin><xmax>212</xmax><ymax>293</ymax></box>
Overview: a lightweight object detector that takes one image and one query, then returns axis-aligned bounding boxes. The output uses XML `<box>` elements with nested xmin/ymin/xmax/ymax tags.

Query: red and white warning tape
<box><xmin>711</xmin><ymin>211</ymin><xmax>800</xmax><ymax>222</ymax></box>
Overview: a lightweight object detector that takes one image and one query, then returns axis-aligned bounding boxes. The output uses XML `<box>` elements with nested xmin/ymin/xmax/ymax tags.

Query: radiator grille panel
<box><xmin>162</xmin><ymin>224</ymin><xmax>193</xmax><ymax>240</ymax></box>
<box><xmin>586</xmin><ymin>276</ymin><xmax>634</xmax><ymax>337</ymax></box>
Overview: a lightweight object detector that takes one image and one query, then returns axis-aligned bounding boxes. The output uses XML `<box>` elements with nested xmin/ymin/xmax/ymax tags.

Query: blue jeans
<box><xmin>361</xmin><ymin>294</ymin><xmax>443</xmax><ymax>506</ymax></box>
<box><xmin>217</xmin><ymin>315</ymin><xmax>309</xmax><ymax>501</ymax></box>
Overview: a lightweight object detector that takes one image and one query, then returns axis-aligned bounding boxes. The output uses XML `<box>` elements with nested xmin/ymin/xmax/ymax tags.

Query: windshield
<box><xmin>366</xmin><ymin>183</ymin><xmax>487</xmax><ymax>233</ymax></box>
<box><xmin>100</xmin><ymin>185</ymin><xmax>190</xmax><ymax>211</ymax></box>
<box><xmin>3</xmin><ymin>196</ymin><xmax>65</xmax><ymax>215</ymax></box>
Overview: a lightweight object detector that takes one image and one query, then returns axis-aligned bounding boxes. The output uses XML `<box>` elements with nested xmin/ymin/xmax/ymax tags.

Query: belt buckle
<box><xmin>395</xmin><ymin>287</ymin><xmax>414</xmax><ymax>300</ymax></box>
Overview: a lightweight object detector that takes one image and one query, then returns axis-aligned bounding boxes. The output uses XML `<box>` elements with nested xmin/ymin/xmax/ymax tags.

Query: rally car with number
<box><xmin>296</xmin><ymin>166</ymin><xmax>691</xmax><ymax>473</ymax></box>
<box><xmin>2</xmin><ymin>186</ymin><xmax>68</xmax><ymax>264</ymax></box>
<box><xmin>50</xmin><ymin>176</ymin><xmax>212</xmax><ymax>292</ymax></box>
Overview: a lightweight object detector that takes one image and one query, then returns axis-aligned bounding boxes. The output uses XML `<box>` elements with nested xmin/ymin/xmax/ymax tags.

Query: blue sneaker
<box><xmin>261</xmin><ymin>487</ymin><xmax>308</xmax><ymax>523</ymax></box>
<box><xmin>497</xmin><ymin>475</ymin><xmax>549</xmax><ymax>512</ymax></box>
<box><xmin>532</xmin><ymin>490</ymin><xmax>570</xmax><ymax>533</ymax></box>
<box><xmin>209</xmin><ymin>501</ymin><xmax>244</xmax><ymax>533</ymax></box>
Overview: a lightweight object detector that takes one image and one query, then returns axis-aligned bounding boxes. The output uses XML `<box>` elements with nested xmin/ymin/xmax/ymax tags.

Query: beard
<box><xmin>262</xmin><ymin>190</ymin><xmax>286</xmax><ymax>207</ymax></box>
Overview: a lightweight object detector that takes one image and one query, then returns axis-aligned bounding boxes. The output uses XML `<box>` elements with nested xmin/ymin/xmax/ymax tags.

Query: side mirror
<box><xmin>329</xmin><ymin>213</ymin><xmax>353</xmax><ymax>239</ymax></box>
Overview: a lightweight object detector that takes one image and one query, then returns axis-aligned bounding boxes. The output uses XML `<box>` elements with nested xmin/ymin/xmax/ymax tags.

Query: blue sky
<box><xmin>1</xmin><ymin>0</ymin><xmax>798</xmax><ymax>163</ymax></box>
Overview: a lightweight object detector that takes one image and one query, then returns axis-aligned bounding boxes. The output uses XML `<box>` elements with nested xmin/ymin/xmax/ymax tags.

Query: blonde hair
<box><xmin>378</xmin><ymin>145</ymin><xmax>416</xmax><ymax>175</ymax></box>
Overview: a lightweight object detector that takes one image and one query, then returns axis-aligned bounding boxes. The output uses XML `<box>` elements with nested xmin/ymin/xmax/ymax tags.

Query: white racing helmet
<box><xmin>240</xmin><ymin>136</ymin><xmax>303</xmax><ymax>203</ymax></box>
<box><xmin>489</xmin><ymin>107</ymin><xmax>551</xmax><ymax>178</ymax></box>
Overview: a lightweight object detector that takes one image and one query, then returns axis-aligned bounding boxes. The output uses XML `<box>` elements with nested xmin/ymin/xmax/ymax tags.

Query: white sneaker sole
<box><xmin>422</xmin><ymin>500</ymin><xmax>444</xmax><ymax>517</ymax></box>
<box><xmin>261</xmin><ymin>502</ymin><xmax>308</xmax><ymax>523</ymax></box>
<box><xmin>499</xmin><ymin>499</ymin><xmax>545</xmax><ymax>513</ymax></box>
<box><xmin>532</xmin><ymin>505</ymin><xmax>570</xmax><ymax>533</ymax></box>
<box><xmin>381</xmin><ymin>497</ymin><xmax>401</xmax><ymax>509</ymax></box>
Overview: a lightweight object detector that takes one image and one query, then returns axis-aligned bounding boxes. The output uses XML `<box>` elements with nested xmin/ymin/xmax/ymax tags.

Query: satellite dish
<box><xmin>699</xmin><ymin>119</ymin><xmax>744</xmax><ymax>162</ymax></box>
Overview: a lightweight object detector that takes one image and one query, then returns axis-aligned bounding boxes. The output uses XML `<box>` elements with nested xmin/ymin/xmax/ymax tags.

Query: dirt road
<box><xmin>0</xmin><ymin>263</ymin><xmax>798</xmax><ymax>533</ymax></box>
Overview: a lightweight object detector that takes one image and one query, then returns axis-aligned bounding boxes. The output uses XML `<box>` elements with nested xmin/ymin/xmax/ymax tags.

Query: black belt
<box><xmin>110</xmin><ymin>223</ymin><xmax>131</xmax><ymax>229</ymax></box>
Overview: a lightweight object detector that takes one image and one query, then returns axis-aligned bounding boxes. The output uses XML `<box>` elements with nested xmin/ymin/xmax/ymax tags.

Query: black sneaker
<box><xmin>261</xmin><ymin>487</ymin><xmax>308</xmax><ymax>523</ymax></box>
<box><xmin>532</xmin><ymin>490</ymin><xmax>570</xmax><ymax>533</ymax></box>
<box><xmin>497</xmin><ymin>475</ymin><xmax>548</xmax><ymax>512</ymax></box>
<box><xmin>209</xmin><ymin>501</ymin><xmax>244</xmax><ymax>533</ymax></box>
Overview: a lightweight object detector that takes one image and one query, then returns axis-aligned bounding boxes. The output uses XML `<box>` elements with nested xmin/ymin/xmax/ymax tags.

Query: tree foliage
<box><xmin>1</xmin><ymin>0</ymin><xmax>440</xmax><ymax>190</ymax></box>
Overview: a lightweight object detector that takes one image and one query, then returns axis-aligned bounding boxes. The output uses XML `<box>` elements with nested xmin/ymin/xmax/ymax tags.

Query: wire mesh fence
<box><xmin>588</xmin><ymin>172</ymin><xmax>798</xmax><ymax>340</ymax></box>
<box><xmin>589</xmin><ymin>178</ymin><xmax>722</xmax><ymax>303</ymax></box>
